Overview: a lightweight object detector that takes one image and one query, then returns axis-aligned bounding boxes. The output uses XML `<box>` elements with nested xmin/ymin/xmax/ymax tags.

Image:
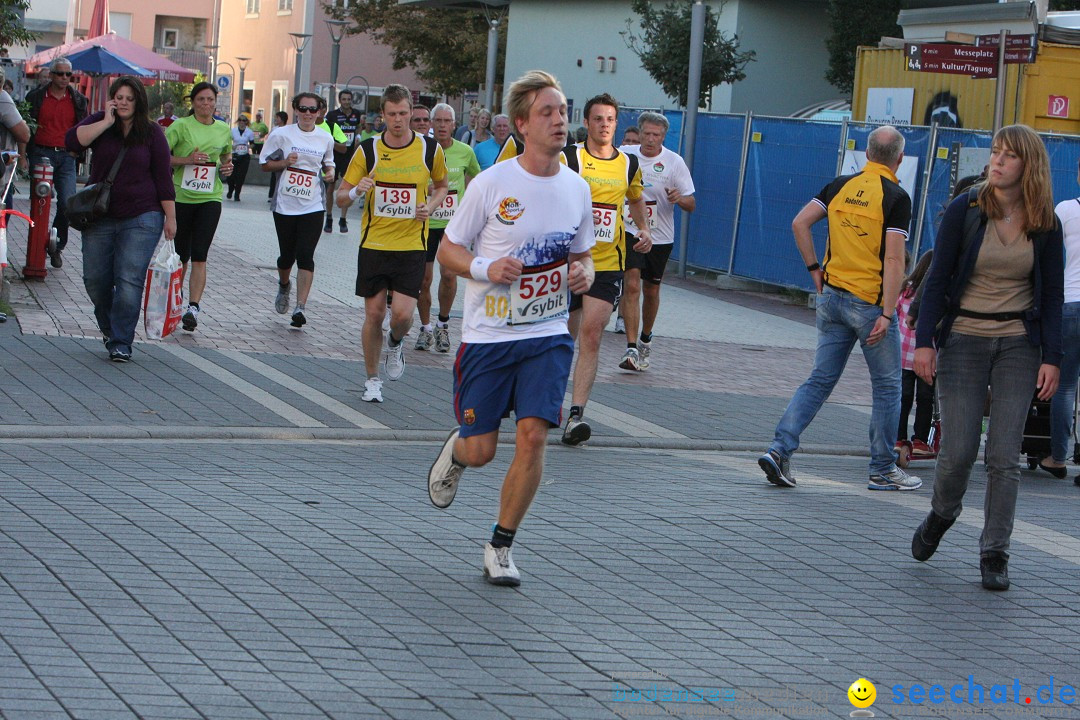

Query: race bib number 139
<box><xmin>509</xmin><ymin>261</ymin><xmax>568</xmax><ymax>325</ymax></box>
<box><xmin>374</xmin><ymin>182</ymin><xmax>417</xmax><ymax>219</ymax></box>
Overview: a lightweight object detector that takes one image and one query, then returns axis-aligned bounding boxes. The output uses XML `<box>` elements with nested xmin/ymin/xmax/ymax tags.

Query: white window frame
<box><xmin>160</xmin><ymin>27</ymin><xmax>179</xmax><ymax>49</ymax></box>
<box><xmin>277</xmin><ymin>0</ymin><xmax>293</xmax><ymax>13</ymax></box>
<box><xmin>246</xmin><ymin>0</ymin><xmax>260</xmax><ymax>17</ymax></box>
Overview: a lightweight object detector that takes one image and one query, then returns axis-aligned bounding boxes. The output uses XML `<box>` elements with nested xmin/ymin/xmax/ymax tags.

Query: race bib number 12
<box><xmin>374</xmin><ymin>182</ymin><xmax>417</xmax><ymax>219</ymax></box>
<box><xmin>181</xmin><ymin>163</ymin><xmax>216</xmax><ymax>193</ymax></box>
<box><xmin>509</xmin><ymin>260</ymin><xmax>568</xmax><ymax>325</ymax></box>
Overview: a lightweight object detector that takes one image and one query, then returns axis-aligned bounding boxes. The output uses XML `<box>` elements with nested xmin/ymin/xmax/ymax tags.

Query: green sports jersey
<box><xmin>317</xmin><ymin>120</ymin><xmax>349</xmax><ymax>144</ymax></box>
<box><xmin>166</xmin><ymin>116</ymin><xmax>233</xmax><ymax>204</ymax></box>
<box><xmin>429</xmin><ymin>139</ymin><xmax>481</xmax><ymax>230</ymax></box>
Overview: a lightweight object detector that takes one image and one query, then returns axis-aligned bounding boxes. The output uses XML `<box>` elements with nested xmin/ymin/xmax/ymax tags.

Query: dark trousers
<box><xmin>226</xmin><ymin>154</ymin><xmax>251</xmax><ymax>198</ymax></box>
<box><xmin>899</xmin><ymin>368</ymin><xmax>934</xmax><ymax>441</ymax></box>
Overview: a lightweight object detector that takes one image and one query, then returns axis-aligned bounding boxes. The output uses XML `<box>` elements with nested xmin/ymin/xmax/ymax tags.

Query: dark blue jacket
<box><xmin>915</xmin><ymin>192</ymin><xmax>1064</xmax><ymax>366</ymax></box>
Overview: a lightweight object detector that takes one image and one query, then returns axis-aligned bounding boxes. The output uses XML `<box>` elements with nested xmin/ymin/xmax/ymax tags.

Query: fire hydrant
<box><xmin>24</xmin><ymin>159</ymin><xmax>55</xmax><ymax>279</ymax></box>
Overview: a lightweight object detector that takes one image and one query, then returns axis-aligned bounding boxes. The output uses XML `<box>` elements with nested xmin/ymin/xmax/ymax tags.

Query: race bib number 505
<box><xmin>281</xmin><ymin>167</ymin><xmax>317</xmax><ymax>200</ymax></box>
<box><xmin>509</xmin><ymin>260</ymin><xmax>568</xmax><ymax>325</ymax></box>
<box><xmin>374</xmin><ymin>182</ymin><xmax>417</xmax><ymax>219</ymax></box>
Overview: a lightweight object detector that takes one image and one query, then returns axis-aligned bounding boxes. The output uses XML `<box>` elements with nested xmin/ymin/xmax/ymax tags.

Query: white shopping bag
<box><xmin>142</xmin><ymin>241</ymin><xmax>184</xmax><ymax>340</ymax></box>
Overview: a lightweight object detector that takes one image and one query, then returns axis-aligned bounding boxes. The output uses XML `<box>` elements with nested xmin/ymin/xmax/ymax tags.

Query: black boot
<box><xmin>911</xmin><ymin>510</ymin><xmax>956</xmax><ymax>561</ymax></box>
<box><xmin>980</xmin><ymin>553</ymin><xmax>1010</xmax><ymax>591</ymax></box>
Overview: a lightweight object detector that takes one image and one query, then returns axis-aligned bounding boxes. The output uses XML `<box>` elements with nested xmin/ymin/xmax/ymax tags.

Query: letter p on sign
<box><xmin>1048</xmin><ymin>95</ymin><xmax>1070</xmax><ymax>119</ymax></box>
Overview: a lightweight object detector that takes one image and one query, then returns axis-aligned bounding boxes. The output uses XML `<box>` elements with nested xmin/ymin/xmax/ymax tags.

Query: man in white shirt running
<box><xmin>618</xmin><ymin>111</ymin><xmax>696</xmax><ymax>370</ymax></box>
<box><xmin>427</xmin><ymin>70</ymin><xmax>595</xmax><ymax>587</ymax></box>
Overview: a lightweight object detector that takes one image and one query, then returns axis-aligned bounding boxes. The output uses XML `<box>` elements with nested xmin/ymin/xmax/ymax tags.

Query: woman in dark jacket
<box><xmin>910</xmin><ymin>124</ymin><xmax>1063</xmax><ymax>591</ymax></box>
<box><xmin>66</xmin><ymin>76</ymin><xmax>176</xmax><ymax>362</ymax></box>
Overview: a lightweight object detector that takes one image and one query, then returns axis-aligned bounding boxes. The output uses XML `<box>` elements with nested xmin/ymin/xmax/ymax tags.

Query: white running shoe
<box><xmin>638</xmin><ymin>338</ymin><xmax>651</xmax><ymax>369</ymax></box>
<box><xmin>618</xmin><ymin>347</ymin><xmax>643</xmax><ymax>371</ymax></box>
<box><xmin>383</xmin><ymin>332</ymin><xmax>405</xmax><ymax>380</ymax></box>
<box><xmin>362</xmin><ymin>377</ymin><xmax>384</xmax><ymax>403</ymax></box>
<box><xmin>382</xmin><ymin>310</ymin><xmax>391</xmax><ymax>333</ymax></box>
<box><xmin>415</xmin><ymin>329</ymin><xmax>434</xmax><ymax>351</ymax></box>
<box><xmin>868</xmin><ymin>466</ymin><xmax>922</xmax><ymax>491</ymax></box>
<box><xmin>483</xmin><ymin>543</ymin><xmax>521</xmax><ymax>587</ymax></box>
<box><xmin>274</xmin><ymin>281</ymin><xmax>291</xmax><ymax>314</ymax></box>
<box><xmin>428</xmin><ymin>428</ymin><xmax>465</xmax><ymax>508</ymax></box>
<box><xmin>434</xmin><ymin>326</ymin><xmax>450</xmax><ymax>353</ymax></box>
<box><xmin>613</xmin><ymin>316</ymin><xmax>625</xmax><ymax>334</ymax></box>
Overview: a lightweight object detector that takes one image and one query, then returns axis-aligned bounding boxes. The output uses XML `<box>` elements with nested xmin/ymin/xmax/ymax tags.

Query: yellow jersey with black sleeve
<box><xmin>561</xmin><ymin>143</ymin><xmax>643</xmax><ymax>272</ymax></box>
<box><xmin>495</xmin><ymin>134</ymin><xmax>522</xmax><ymax>165</ymax></box>
<box><xmin>343</xmin><ymin>131</ymin><xmax>448</xmax><ymax>252</ymax></box>
<box><xmin>814</xmin><ymin>160</ymin><xmax>911</xmax><ymax>306</ymax></box>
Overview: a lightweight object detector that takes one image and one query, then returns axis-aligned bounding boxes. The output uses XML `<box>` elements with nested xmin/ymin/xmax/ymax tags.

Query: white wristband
<box><xmin>348</xmin><ymin>185</ymin><xmax>361</xmax><ymax>201</ymax></box>
<box><xmin>470</xmin><ymin>256</ymin><xmax>494</xmax><ymax>281</ymax></box>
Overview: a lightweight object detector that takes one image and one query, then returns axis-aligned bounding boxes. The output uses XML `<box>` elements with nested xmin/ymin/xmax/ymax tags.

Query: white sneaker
<box><xmin>382</xmin><ymin>310</ymin><xmax>391</xmax><ymax>333</ymax></box>
<box><xmin>868</xmin><ymin>466</ymin><xmax>922</xmax><ymax>491</ymax></box>
<box><xmin>618</xmin><ymin>347</ymin><xmax>643</xmax><ymax>371</ymax></box>
<box><xmin>428</xmin><ymin>428</ymin><xmax>465</xmax><ymax>508</ymax></box>
<box><xmin>383</xmin><ymin>331</ymin><xmax>405</xmax><ymax>380</ymax></box>
<box><xmin>613</xmin><ymin>316</ymin><xmax>625</xmax><ymax>334</ymax></box>
<box><xmin>362</xmin><ymin>377</ymin><xmax>383</xmax><ymax>403</ymax></box>
<box><xmin>415</xmin><ymin>329</ymin><xmax>434</xmax><ymax>351</ymax></box>
<box><xmin>274</xmin><ymin>281</ymin><xmax>291</xmax><ymax>314</ymax></box>
<box><xmin>483</xmin><ymin>543</ymin><xmax>521</xmax><ymax>587</ymax></box>
<box><xmin>434</xmin><ymin>325</ymin><xmax>451</xmax><ymax>353</ymax></box>
<box><xmin>638</xmin><ymin>338</ymin><xmax>651</xmax><ymax>368</ymax></box>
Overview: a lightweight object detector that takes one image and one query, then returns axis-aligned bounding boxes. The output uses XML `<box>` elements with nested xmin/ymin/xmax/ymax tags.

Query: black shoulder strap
<box><xmin>562</xmin><ymin>145</ymin><xmax>579</xmax><ymax>174</ymax></box>
<box><xmin>960</xmin><ymin>186</ymin><xmax>984</xmax><ymax>255</ymax></box>
<box><xmin>625</xmin><ymin>151</ymin><xmax>639</xmax><ymax>187</ymax></box>
<box><xmin>105</xmin><ymin>146</ymin><xmax>128</xmax><ymax>184</ymax></box>
<box><xmin>359</xmin><ymin>137</ymin><xmax>376</xmax><ymax>175</ymax></box>
<box><xmin>421</xmin><ymin>135</ymin><xmax>438</xmax><ymax>172</ymax></box>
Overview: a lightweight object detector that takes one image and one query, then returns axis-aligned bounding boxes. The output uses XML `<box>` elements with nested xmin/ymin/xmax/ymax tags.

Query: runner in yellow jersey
<box><xmin>336</xmin><ymin>84</ymin><xmax>449</xmax><ymax>403</ymax></box>
<box><xmin>560</xmin><ymin>93</ymin><xmax>651</xmax><ymax>446</ymax></box>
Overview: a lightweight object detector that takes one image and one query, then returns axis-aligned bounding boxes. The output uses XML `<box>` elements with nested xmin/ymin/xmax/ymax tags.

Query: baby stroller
<box><xmin>1022</xmin><ymin>387</ymin><xmax>1080</xmax><ymax>471</ymax></box>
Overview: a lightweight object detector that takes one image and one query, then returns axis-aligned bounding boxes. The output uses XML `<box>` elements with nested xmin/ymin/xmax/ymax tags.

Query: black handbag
<box><xmin>65</xmin><ymin>146</ymin><xmax>127</xmax><ymax>232</ymax></box>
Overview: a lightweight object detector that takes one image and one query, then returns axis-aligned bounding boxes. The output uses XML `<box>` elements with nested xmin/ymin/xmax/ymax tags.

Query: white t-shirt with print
<box><xmin>1056</xmin><ymin>197</ymin><xmax>1080</xmax><ymax>304</ymax></box>
<box><xmin>446</xmin><ymin>158</ymin><xmax>594</xmax><ymax>344</ymax></box>
<box><xmin>620</xmin><ymin>144</ymin><xmax>695</xmax><ymax>245</ymax></box>
<box><xmin>259</xmin><ymin>124</ymin><xmax>335</xmax><ymax>216</ymax></box>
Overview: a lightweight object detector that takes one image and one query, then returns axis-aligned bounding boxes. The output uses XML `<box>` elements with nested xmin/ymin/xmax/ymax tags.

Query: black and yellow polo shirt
<box><xmin>813</xmin><ymin>161</ymin><xmax>911</xmax><ymax>305</ymax></box>
<box><xmin>561</xmin><ymin>143</ymin><xmax>643</xmax><ymax>273</ymax></box>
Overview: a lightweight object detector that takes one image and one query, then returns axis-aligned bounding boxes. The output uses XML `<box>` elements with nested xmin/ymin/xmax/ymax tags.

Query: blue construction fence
<box><xmin>615</xmin><ymin>109</ymin><xmax>1080</xmax><ymax>293</ymax></box>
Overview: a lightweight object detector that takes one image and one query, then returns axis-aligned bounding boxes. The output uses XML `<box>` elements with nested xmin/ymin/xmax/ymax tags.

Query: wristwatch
<box><xmin>806</xmin><ymin>262</ymin><xmax>820</xmax><ymax>272</ymax></box>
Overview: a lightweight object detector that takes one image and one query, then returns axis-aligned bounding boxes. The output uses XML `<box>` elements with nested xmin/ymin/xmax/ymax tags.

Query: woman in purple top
<box><xmin>66</xmin><ymin>76</ymin><xmax>176</xmax><ymax>363</ymax></box>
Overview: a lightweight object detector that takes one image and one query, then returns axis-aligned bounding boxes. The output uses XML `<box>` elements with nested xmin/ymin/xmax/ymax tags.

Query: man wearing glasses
<box><xmin>25</xmin><ymin>58</ymin><xmax>88</xmax><ymax>268</ymax></box>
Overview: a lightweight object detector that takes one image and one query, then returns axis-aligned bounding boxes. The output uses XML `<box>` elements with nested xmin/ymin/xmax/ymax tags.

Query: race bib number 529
<box><xmin>509</xmin><ymin>260</ymin><xmax>568</xmax><ymax>325</ymax></box>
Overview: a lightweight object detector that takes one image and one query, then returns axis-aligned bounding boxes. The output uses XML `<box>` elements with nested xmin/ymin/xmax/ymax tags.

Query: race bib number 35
<box><xmin>181</xmin><ymin>163</ymin><xmax>216</xmax><ymax>193</ymax></box>
<box><xmin>281</xmin><ymin>167</ymin><xmax>317</xmax><ymax>200</ymax></box>
<box><xmin>374</xmin><ymin>182</ymin><xmax>417</xmax><ymax>219</ymax></box>
<box><xmin>509</xmin><ymin>260</ymin><xmax>568</xmax><ymax>325</ymax></box>
<box><xmin>431</xmin><ymin>189</ymin><xmax>458</xmax><ymax>223</ymax></box>
<box><xmin>592</xmin><ymin>202</ymin><xmax>617</xmax><ymax>243</ymax></box>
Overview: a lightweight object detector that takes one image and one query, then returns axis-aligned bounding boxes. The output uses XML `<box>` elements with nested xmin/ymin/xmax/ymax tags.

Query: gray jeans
<box><xmin>932</xmin><ymin>333</ymin><xmax>1041</xmax><ymax>557</ymax></box>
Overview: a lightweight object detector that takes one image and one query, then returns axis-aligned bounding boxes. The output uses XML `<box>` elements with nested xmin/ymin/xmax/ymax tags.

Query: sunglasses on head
<box><xmin>52</xmin><ymin>71</ymin><xmax>73</xmax><ymax>77</ymax></box>
<box><xmin>296</xmin><ymin>105</ymin><xmax>319</xmax><ymax>114</ymax></box>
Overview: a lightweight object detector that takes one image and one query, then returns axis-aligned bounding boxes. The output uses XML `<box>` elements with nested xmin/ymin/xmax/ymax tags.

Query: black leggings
<box><xmin>226</xmin><ymin>154</ymin><xmax>251</xmax><ymax>197</ymax></box>
<box><xmin>899</xmin><ymin>368</ymin><xmax>935</xmax><ymax>441</ymax></box>
<box><xmin>274</xmin><ymin>211</ymin><xmax>323</xmax><ymax>272</ymax></box>
<box><xmin>174</xmin><ymin>201</ymin><xmax>222</xmax><ymax>263</ymax></box>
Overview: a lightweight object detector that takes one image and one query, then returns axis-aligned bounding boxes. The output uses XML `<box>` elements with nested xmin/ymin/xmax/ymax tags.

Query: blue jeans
<box><xmin>932</xmin><ymin>333</ymin><xmax>1040</xmax><ymax>556</ymax></box>
<box><xmin>1050</xmin><ymin>302</ymin><xmax>1080</xmax><ymax>463</ymax></box>
<box><xmin>770</xmin><ymin>285</ymin><xmax>901</xmax><ymax>474</ymax></box>
<box><xmin>81</xmin><ymin>211</ymin><xmax>164</xmax><ymax>354</ymax></box>
<box><xmin>28</xmin><ymin>147</ymin><xmax>77</xmax><ymax>248</ymax></box>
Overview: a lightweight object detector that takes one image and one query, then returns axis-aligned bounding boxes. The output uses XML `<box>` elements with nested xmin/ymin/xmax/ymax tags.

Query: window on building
<box><xmin>278</xmin><ymin>0</ymin><xmax>293</xmax><ymax>11</ymax></box>
<box><xmin>161</xmin><ymin>28</ymin><xmax>179</xmax><ymax>49</ymax></box>
<box><xmin>272</xmin><ymin>81</ymin><xmax>288</xmax><ymax>115</ymax></box>
<box><xmin>246</xmin><ymin>0</ymin><xmax>260</xmax><ymax>15</ymax></box>
<box><xmin>109</xmin><ymin>12</ymin><xmax>132</xmax><ymax>39</ymax></box>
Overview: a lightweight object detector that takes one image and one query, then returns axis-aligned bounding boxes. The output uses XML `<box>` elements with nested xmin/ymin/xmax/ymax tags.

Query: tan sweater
<box><xmin>953</xmin><ymin>220</ymin><xmax>1034</xmax><ymax>337</ymax></box>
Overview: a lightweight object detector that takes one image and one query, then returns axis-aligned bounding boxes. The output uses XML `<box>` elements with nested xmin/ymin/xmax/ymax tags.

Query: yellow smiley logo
<box><xmin>848</xmin><ymin>678</ymin><xmax>876</xmax><ymax>709</ymax></box>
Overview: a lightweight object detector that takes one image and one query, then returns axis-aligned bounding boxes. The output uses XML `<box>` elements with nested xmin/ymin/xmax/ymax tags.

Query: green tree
<box><xmin>621</xmin><ymin>0</ymin><xmax>753</xmax><ymax>108</ymax></box>
<box><xmin>1050</xmin><ymin>0</ymin><xmax>1080</xmax><ymax>9</ymax></box>
<box><xmin>324</xmin><ymin>1</ymin><xmax>505</xmax><ymax>100</ymax></box>
<box><xmin>0</xmin><ymin>0</ymin><xmax>35</xmax><ymax>49</ymax></box>
<box><xmin>825</xmin><ymin>0</ymin><xmax>901</xmax><ymax>95</ymax></box>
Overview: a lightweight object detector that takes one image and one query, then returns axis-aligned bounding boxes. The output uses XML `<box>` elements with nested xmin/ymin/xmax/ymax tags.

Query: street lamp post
<box><xmin>288</xmin><ymin>32</ymin><xmax>312</xmax><ymax>98</ymax></box>
<box><xmin>484</xmin><ymin>17</ymin><xmax>498</xmax><ymax>111</ymax></box>
<box><xmin>204</xmin><ymin>44</ymin><xmax>219</xmax><ymax>84</ymax></box>
<box><xmin>326</xmin><ymin>20</ymin><xmax>348</xmax><ymax>113</ymax></box>
<box><xmin>236</xmin><ymin>57</ymin><xmax>251</xmax><ymax>121</ymax></box>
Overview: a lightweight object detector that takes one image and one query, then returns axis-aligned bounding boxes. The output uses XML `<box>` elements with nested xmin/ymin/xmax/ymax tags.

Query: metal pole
<box><xmin>484</xmin><ymin>18</ymin><xmax>498</xmax><ymax>110</ymax></box>
<box><xmin>236</xmin><ymin>63</ymin><xmax>246</xmax><ymax>121</ymax></box>
<box><xmin>911</xmin><ymin>120</ymin><xmax>939</xmax><ymax>263</ymax></box>
<box><xmin>726</xmin><ymin>111</ymin><xmax>753</xmax><ymax>275</ymax></box>
<box><xmin>993</xmin><ymin>29</ymin><xmax>1007</xmax><ymax>134</ymax></box>
<box><xmin>294</xmin><ymin>49</ymin><xmax>303</xmax><ymax>97</ymax></box>
<box><xmin>329</xmin><ymin>39</ymin><xmax>341</xmax><ymax>112</ymax></box>
<box><xmin>677</xmin><ymin>0</ymin><xmax>705</xmax><ymax>279</ymax></box>
<box><xmin>835</xmin><ymin>117</ymin><xmax>850</xmax><ymax>176</ymax></box>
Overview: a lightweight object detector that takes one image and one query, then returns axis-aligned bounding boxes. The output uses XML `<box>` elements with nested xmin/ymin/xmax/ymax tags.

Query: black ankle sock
<box><xmin>569</xmin><ymin>405</ymin><xmax>584</xmax><ymax>420</ymax></box>
<box><xmin>189</xmin><ymin>302</ymin><xmax>200</xmax><ymax>310</ymax></box>
<box><xmin>438</xmin><ymin>314</ymin><xmax>450</xmax><ymax>324</ymax></box>
<box><xmin>640</xmin><ymin>332</ymin><xmax>653</xmax><ymax>343</ymax></box>
<box><xmin>491</xmin><ymin>524</ymin><xmax>516</xmax><ymax>549</ymax></box>
<box><xmin>627</xmin><ymin>342</ymin><xmax>636</xmax><ymax>350</ymax></box>
<box><xmin>388</xmin><ymin>333</ymin><xmax>401</xmax><ymax>347</ymax></box>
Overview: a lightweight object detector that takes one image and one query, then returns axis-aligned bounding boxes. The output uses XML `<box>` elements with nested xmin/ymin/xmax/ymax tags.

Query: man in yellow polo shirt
<box><xmin>337</xmin><ymin>84</ymin><xmax>448</xmax><ymax>404</ymax></box>
<box><xmin>560</xmin><ymin>93</ymin><xmax>651</xmax><ymax>446</ymax></box>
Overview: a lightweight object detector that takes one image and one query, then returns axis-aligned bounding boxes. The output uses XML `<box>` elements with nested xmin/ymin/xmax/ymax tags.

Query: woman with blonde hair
<box><xmin>911</xmin><ymin>124</ymin><xmax>1063</xmax><ymax>591</ymax></box>
<box><xmin>470</xmin><ymin>108</ymin><xmax>491</xmax><ymax>147</ymax></box>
